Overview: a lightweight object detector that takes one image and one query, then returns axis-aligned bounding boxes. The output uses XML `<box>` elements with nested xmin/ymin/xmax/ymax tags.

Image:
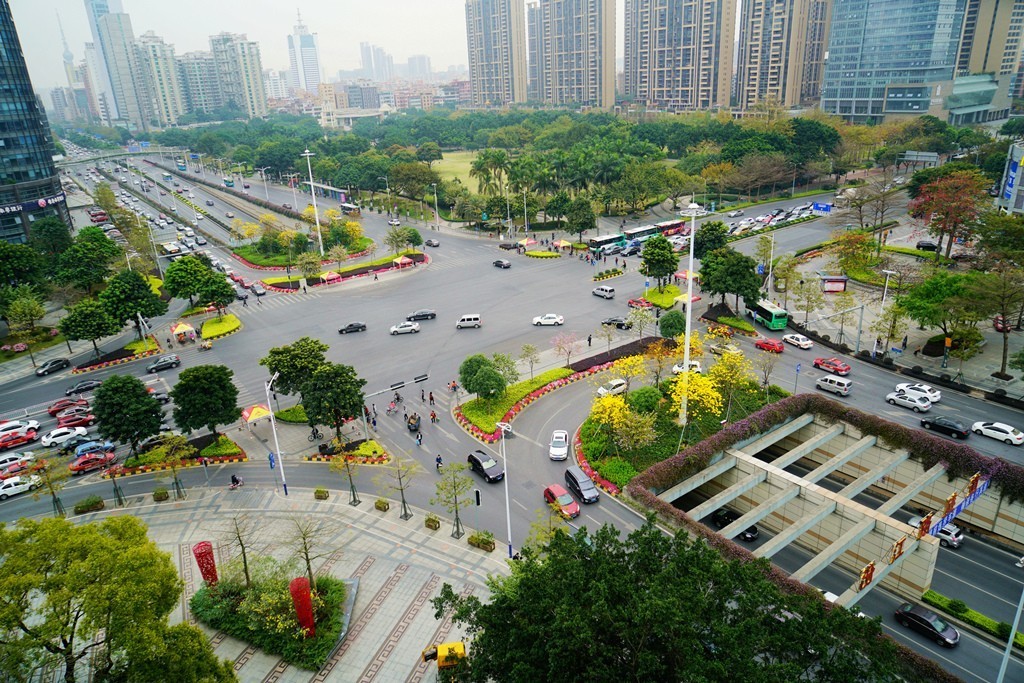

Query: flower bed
<box><xmin>201</xmin><ymin>314</ymin><xmax>241</xmax><ymax>339</ymax></box>
<box><xmin>104</xmin><ymin>451</ymin><xmax>247</xmax><ymax>478</ymax></box>
<box><xmin>455</xmin><ymin>365</ymin><xmax>612</xmax><ymax>442</ymax></box>
<box><xmin>72</xmin><ymin>335</ymin><xmax>162</xmax><ymax>374</ymax></box>
<box><xmin>572</xmin><ymin>428</ymin><xmax>620</xmax><ymax>495</ymax></box>
<box><xmin>524</xmin><ymin>251</ymin><xmax>560</xmax><ymax>258</ymax></box>
<box><xmin>592</xmin><ymin>269</ymin><xmax>623</xmax><ymax>281</ymax></box>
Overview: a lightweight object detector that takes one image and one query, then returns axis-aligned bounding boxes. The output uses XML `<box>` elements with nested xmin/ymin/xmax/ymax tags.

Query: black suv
<box><xmin>915</xmin><ymin>240</ymin><xmax>939</xmax><ymax>252</ymax></box>
<box><xmin>467</xmin><ymin>450</ymin><xmax>504</xmax><ymax>482</ymax></box>
<box><xmin>894</xmin><ymin>603</ymin><xmax>959</xmax><ymax>647</ymax></box>
<box><xmin>710</xmin><ymin>508</ymin><xmax>759</xmax><ymax>542</ymax></box>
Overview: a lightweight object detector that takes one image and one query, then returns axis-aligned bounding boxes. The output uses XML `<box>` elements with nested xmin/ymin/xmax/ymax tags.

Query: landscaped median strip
<box><xmin>100</xmin><ymin>452</ymin><xmax>248</xmax><ymax>479</ymax></box>
<box><xmin>454</xmin><ymin>362</ymin><xmax>616</xmax><ymax>443</ymax></box>
<box><xmin>922</xmin><ymin>589</ymin><xmax>1024</xmax><ymax>651</ymax></box>
<box><xmin>71</xmin><ymin>335</ymin><xmax>163</xmax><ymax>374</ymax></box>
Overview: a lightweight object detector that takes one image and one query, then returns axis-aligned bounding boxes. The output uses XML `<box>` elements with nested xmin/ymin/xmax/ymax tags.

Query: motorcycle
<box><xmin>199</xmin><ymin>340</ymin><xmax>213</xmax><ymax>351</ymax></box>
<box><xmin>228</xmin><ymin>477</ymin><xmax>244</xmax><ymax>490</ymax></box>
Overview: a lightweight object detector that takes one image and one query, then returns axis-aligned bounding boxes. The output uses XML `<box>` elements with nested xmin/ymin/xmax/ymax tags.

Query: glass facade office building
<box><xmin>820</xmin><ymin>0</ymin><xmax>966</xmax><ymax>122</ymax></box>
<box><xmin>0</xmin><ymin>2</ymin><xmax>68</xmax><ymax>243</ymax></box>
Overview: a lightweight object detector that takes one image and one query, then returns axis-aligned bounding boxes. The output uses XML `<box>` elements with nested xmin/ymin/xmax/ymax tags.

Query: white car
<box><xmin>0</xmin><ymin>452</ymin><xmax>33</xmax><ymax>470</ymax></box>
<box><xmin>597</xmin><ymin>379</ymin><xmax>628</xmax><ymax>397</ymax></box>
<box><xmin>388</xmin><ymin>218</ymin><xmax>401</xmax><ymax>226</ymax></box>
<box><xmin>971</xmin><ymin>421</ymin><xmax>1024</xmax><ymax>445</ymax></box>
<box><xmin>549</xmin><ymin>430</ymin><xmax>569</xmax><ymax>460</ymax></box>
<box><xmin>533</xmin><ymin>313</ymin><xmax>564</xmax><ymax>326</ymax></box>
<box><xmin>885</xmin><ymin>392</ymin><xmax>931</xmax><ymax>413</ymax></box>
<box><xmin>727</xmin><ymin>210</ymin><xmax>744</xmax><ymax>217</ymax></box>
<box><xmin>671</xmin><ymin>360</ymin><xmax>703</xmax><ymax>374</ymax></box>
<box><xmin>782</xmin><ymin>334</ymin><xmax>813</xmax><ymax>349</ymax></box>
<box><xmin>0</xmin><ymin>420</ymin><xmax>40</xmax><ymax>437</ymax></box>
<box><xmin>0</xmin><ymin>475</ymin><xmax>40</xmax><ymax>501</ymax></box>
<box><xmin>389</xmin><ymin>321</ymin><xmax>420</xmax><ymax>335</ymax></box>
<box><xmin>895</xmin><ymin>383</ymin><xmax>942</xmax><ymax>403</ymax></box>
<box><xmin>41</xmin><ymin>426</ymin><xmax>89</xmax><ymax>447</ymax></box>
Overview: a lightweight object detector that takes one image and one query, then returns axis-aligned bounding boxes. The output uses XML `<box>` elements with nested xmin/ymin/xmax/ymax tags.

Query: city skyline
<box><xmin>11</xmin><ymin>0</ymin><xmax>634</xmax><ymax>91</ymax></box>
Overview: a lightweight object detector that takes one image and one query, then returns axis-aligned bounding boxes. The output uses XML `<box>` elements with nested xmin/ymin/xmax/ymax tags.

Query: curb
<box><xmin>302</xmin><ymin>454</ymin><xmax>390</xmax><ymax>464</ymax></box>
<box><xmin>101</xmin><ymin>452</ymin><xmax>248</xmax><ymax>479</ymax></box>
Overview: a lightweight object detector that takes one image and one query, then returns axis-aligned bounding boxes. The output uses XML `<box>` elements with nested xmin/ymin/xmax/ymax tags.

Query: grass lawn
<box><xmin>644</xmin><ymin>285</ymin><xmax>681</xmax><ymax>308</ymax></box>
<box><xmin>433</xmin><ymin>150</ymin><xmax>476</xmax><ymax>188</ymax></box>
<box><xmin>124</xmin><ymin>337</ymin><xmax>159</xmax><ymax>354</ymax></box>
<box><xmin>201</xmin><ymin>314</ymin><xmax>240</xmax><ymax>338</ymax></box>
<box><xmin>461</xmin><ymin>368</ymin><xmax>574</xmax><ymax>433</ymax></box>
<box><xmin>146</xmin><ymin>275</ymin><xmax>163</xmax><ymax>296</ymax></box>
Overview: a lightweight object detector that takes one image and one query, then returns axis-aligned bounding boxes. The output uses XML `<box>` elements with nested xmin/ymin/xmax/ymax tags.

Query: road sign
<box><xmin>268</xmin><ymin>452</ymin><xmax>276</xmax><ymax>469</ymax></box>
<box><xmin>482</xmin><ymin>212</ymin><xmax>488</xmax><ymax>220</ymax></box>
<box><xmin>795</xmin><ymin>363</ymin><xmax>801</xmax><ymax>373</ymax></box>
<box><xmin>757</xmin><ymin>263</ymin><xmax>765</xmax><ymax>275</ymax></box>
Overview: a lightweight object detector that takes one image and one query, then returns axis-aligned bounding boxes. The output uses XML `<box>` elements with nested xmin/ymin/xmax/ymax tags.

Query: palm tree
<box><xmin>469</xmin><ymin>156</ymin><xmax>495</xmax><ymax>195</ymax></box>
<box><xmin>485</xmin><ymin>149</ymin><xmax>511</xmax><ymax>190</ymax></box>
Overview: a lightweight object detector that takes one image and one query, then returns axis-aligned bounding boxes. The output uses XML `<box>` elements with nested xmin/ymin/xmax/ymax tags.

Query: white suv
<box><xmin>908</xmin><ymin>516</ymin><xmax>964</xmax><ymax>549</ymax></box>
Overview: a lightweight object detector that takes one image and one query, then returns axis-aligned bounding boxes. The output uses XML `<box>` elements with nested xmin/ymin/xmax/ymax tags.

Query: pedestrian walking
<box><xmin>242</xmin><ymin>297</ymin><xmax>248</xmax><ymax>307</ymax></box>
<box><xmin>430</xmin><ymin>410</ymin><xmax>437</xmax><ymax>423</ymax></box>
<box><xmin>302</xmin><ymin>285</ymin><xmax>307</xmax><ymax>294</ymax></box>
<box><xmin>421</xmin><ymin>389</ymin><xmax>426</xmax><ymax>402</ymax></box>
<box><xmin>373</xmin><ymin>272</ymin><xmax>379</xmax><ymax>281</ymax></box>
<box><xmin>403</xmin><ymin>408</ymin><xmax>408</xmax><ymax>422</ymax></box>
<box><xmin>416</xmin><ymin>432</ymin><xmax>423</xmax><ymax>447</ymax></box>
<box><xmin>428</xmin><ymin>391</ymin><xmax>434</xmax><ymax>406</ymax></box>
<box><xmin>371</xmin><ymin>417</ymin><xmax>377</xmax><ymax>431</ymax></box>
<box><xmin>587</xmin><ymin>334</ymin><xmax>592</xmax><ymax>347</ymax></box>
<box><xmin>256</xmin><ymin>296</ymin><xmax>262</xmax><ymax>305</ymax></box>
<box><xmin>902</xmin><ymin>335</ymin><xmax>908</xmax><ymax>350</ymax></box>
<box><xmin>166</xmin><ymin>337</ymin><xmax>173</xmax><ymax>348</ymax></box>
<box><xmin>371</xmin><ymin>403</ymin><xmax>377</xmax><ymax>417</ymax></box>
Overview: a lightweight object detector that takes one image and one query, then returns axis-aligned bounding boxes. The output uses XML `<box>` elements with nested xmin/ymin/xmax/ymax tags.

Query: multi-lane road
<box><xmin>9</xmin><ymin>156</ymin><xmax>1023</xmax><ymax>680</ymax></box>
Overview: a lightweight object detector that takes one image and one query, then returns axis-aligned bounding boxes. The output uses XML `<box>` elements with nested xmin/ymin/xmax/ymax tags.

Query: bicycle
<box><xmin>307</xmin><ymin>427</ymin><xmax>324</xmax><ymax>442</ymax></box>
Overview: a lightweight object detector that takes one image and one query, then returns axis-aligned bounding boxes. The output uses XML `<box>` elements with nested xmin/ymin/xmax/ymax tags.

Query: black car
<box><xmin>916</xmin><ymin>240</ymin><xmax>939</xmax><ymax>252</ymax></box>
<box><xmin>602</xmin><ymin>317</ymin><xmax>633</xmax><ymax>330</ymax></box>
<box><xmin>149</xmin><ymin>390</ymin><xmax>172</xmax><ymax>404</ymax></box>
<box><xmin>493</xmin><ymin>259</ymin><xmax>511</xmax><ymax>268</ymax></box>
<box><xmin>620</xmin><ymin>244</ymin><xmax>641</xmax><ymax>257</ymax></box>
<box><xmin>249</xmin><ymin>283</ymin><xmax>266</xmax><ymax>296</ymax></box>
<box><xmin>467</xmin><ymin>449</ymin><xmax>505</xmax><ymax>482</ymax></box>
<box><xmin>36</xmin><ymin>358</ymin><xmax>70</xmax><ymax>376</ymax></box>
<box><xmin>601</xmin><ymin>244</ymin><xmax>623</xmax><ymax>256</ymax></box>
<box><xmin>920</xmin><ymin>415</ymin><xmax>969</xmax><ymax>439</ymax></box>
<box><xmin>58</xmin><ymin>434</ymin><xmax>95</xmax><ymax>456</ymax></box>
<box><xmin>406</xmin><ymin>309</ymin><xmax>437</xmax><ymax>321</ymax></box>
<box><xmin>710</xmin><ymin>508</ymin><xmax>759</xmax><ymax>542</ymax></box>
<box><xmin>338</xmin><ymin>321</ymin><xmax>367</xmax><ymax>334</ymax></box>
<box><xmin>235</xmin><ymin>286</ymin><xmax>249</xmax><ymax>300</ymax></box>
<box><xmin>65</xmin><ymin>379</ymin><xmax>102</xmax><ymax>396</ymax></box>
<box><xmin>894</xmin><ymin>603</ymin><xmax>959</xmax><ymax>647</ymax></box>
<box><xmin>205</xmin><ymin>200</ymin><xmax>214</xmax><ymax>206</ymax></box>
<box><xmin>146</xmin><ymin>354</ymin><xmax>181</xmax><ymax>373</ymax></box>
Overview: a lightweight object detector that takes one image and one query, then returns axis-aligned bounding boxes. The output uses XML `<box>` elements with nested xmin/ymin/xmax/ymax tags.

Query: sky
<box><xmin>11</xmin><ymin>0</ymin><xmax>628</xmax><ymax>92</ymax></box>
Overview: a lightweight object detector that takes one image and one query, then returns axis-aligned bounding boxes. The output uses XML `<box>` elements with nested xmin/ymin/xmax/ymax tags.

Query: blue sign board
<box><xmin>189</xmin><ymin>153</ymin><xmax>199</xmax><ymax>160</ymax></box>
<box><xmin>140</xmin><ymin>141</ymin><xmax>150</xmax><ymax>147</ymax></box>
<box><xmin>812</xmin><ymin>202</ymin><xmax>832</xmax><ymax>214</ymax></box>
<box><xmin>1004</xmin><ymin>160</ymin><xmax>1018</xmax><ymax>201</ymax></box>
<box><xmin>268</xmin><ymin>452</ymin><xmax>276</xmax><ymax>470</ymax></box>
<box><xmin>930</xmin><ymin>478</ymin><xmax>990</xmax><ymax>534</ymax></box>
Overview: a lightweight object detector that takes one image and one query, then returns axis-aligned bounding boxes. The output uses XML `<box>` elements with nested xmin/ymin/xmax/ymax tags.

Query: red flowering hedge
<box><xmin>624</xmin><ymin>392</ymin><xmax>976</xmax><ymax>683</ymax></box>
<box><xmin>454</xmin><ymin>362</ymin><xmax>616</xmax><ymax>443</ymax></box>
<box><xmin>102</xmin><ymin>452</ymin><xmax>247</xmax><ymax>478</ymax></box>
<box><xmin>72</xmin><ymin>336</ymin><xmax>162</xmax><ymax>374</ymax></box>
<box><xmin>572</xmin><ymin>428</ymin><xmax>620</xmax><ymax>495</ymax></box>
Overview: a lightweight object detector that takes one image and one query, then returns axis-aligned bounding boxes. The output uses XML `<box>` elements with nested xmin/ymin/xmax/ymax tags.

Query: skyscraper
<box><xmin>623</xmin><ymin>0</ymin><xmax>736</xmax><ymax>111</ymax></box>
<box><xmin>407</xmin><ymin>55</ymin><xmax>433</xmax><ymax>82</ymax></box>
<box><xmin>287</xmin><ymin>10</ymin><xmax>321</xmax><ymax>94</ymax></box>
<box><xmin>820</xmin><ymin>0</ymin><xmax>966</xmax><ymax>122</ymax></box>
<box><xmin>0</xmin><ymin>1</ymin><xmax>69</xmax><ymax>243</ymax></box>
<box><xmin>735</xmin><ymin>0</ymin><xmax>831</xmax><ymax>110</ymax></box>
<box><xmin>955</xmin><ymin>0</ymin><xmax>1024</xmax><ymax>79</ymax></box>
<box><xmin>360</xmin><ymin>42</ymin><xmax>394</xmax><ymax>82</ymax></box>
<box><xmin>209</xmin><ymin>32</ymin><xmax>268</xmax><ymax>118</ymax></box>
<box><xmin>531</xmin><ymin>0</ymin><xmax>616</xmax><ymax>110</ymax></box>
<box><xmin>465</xmin><ymin>0</ymin><xmax>528</xmax><ymax>107</ymax></box>
<box><xmin>82</xmin><ymin>0</ymin><xmax>122</xmax><ymax>124</ymax></box>
<box><xmin>526</xmin><ymin>2</ymin><xmax>542</xmax><ymax>101</ymax></box>
<box><xmin>176</xmin><ymin>50</ymin><xmax>221</xmax><ymax>113</ymax></box>
<box><xmin>137</xmin><ymin>32</ymin><xmax>185</xmax><ymax>128</ymax></box>
<box><xmin>96</xmin><ymin>12</ymin><xmax>151</xmax><ymax>131</ymax></box>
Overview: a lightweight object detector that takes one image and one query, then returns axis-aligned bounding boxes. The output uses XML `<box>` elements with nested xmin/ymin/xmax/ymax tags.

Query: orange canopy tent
<box><xmin>322</xmin><ymin>271</ymin><xmax>341</xmax><ymax>282</ymax></box>
<box><xmin>241</xmin><ymin>404</ymin><xmax>272</xmax><ymax>424</ymax></box>
<box><xmin>170</xmin><ymin>321</ymin><xmax>194</xmax><ymax>335</ymax></box>
<box><xmin>392</xmin><ymin>256</ymin><xmax>413</xmax><ymax>268</ymax></box>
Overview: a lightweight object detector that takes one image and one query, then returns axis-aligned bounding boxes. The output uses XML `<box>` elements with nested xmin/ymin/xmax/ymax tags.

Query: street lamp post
<box><xmin>301</xmin><ymin>150</ymin><xmax>324</xmax><ymax>255</ymax></box>
<box><xmin>875</xmin><ymin>269</ymin><xmax>898</xmax><ymax>358</ymax></box>
<box><xmin>676</xmin><ymin>203</ymin><xmax>702</xmax><ymax>449</ymax></box>
<box><xmin>431</xmin><ymin>182</ymin><xmax>440</xmax><ymax>230</ymax></box>
<box><xmin>378</xmin><ymin>176</ymin><xmax>391</xmax><ymax>215</ymax></box>
<box><xmin>255</xmin><ymin>166</ymin><xmax>271</xmax><ymax>201</ymax></box>
<box><xmin>265</xmin><ymin>372</ymin><xmax>288</xmax><ymax>496</ymax></box>
<box><xmin>285</xmin><ymin>173</ymin><xmax>299</xmax><ymax>210</ymax></box>
<box><xmin>496</xmin><ymin>421</ymin><xmax>514</xmax><ymax>558</ymax></box>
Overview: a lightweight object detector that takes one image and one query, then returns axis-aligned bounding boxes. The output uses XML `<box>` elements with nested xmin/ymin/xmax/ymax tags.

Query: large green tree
<box><xmin>92</xmin><ymin>374</ymin><xmax>164</xmax><ymax>455</ymax></box>
<box><xmin>28</xmin><ymin>216</ymin><xmax>73</xmax><ymax>258</ymax></box>
<box><xmin>99</xmin><ymin>269</ymin><xmax>168</xmax><ymax>338</ymax></box>
<box><xmin>259</xmin><ymin>336</ymin><xmax>329</xmax><ymax>395</ymax></box>
<box><xmin>896</xmin><ymin>270</ymin><xmax>977</xmax><ymax>336</ymax></box>
<box><xmin>432</xmin><ymin>522</ymin><xmax>899</xmax><ymax>682</ymax></box>
<box><xmin>640</xmin><ymin>235</ymin><xmax>680</xmax><ymax>292</ymax></box>
<box><xmin>300</xmin><ymin>362</ymin><xmax>366</xmax><ymax>442</ymax></box>
<box><xmin>163</xmin><ymin>255</ymin><xmax>213</xmax><ymax>305</ymax></box>
<box><xmin>700</xmin><ymin>247</ymin><xmax>762</xmax><ymax>310</ymax></box>
<box><xmin>196</xmin><ymin>270</ymin><xmax>236</xmax><ymax>315</ymax></box>
<box><xmin>54</xmin><ymin>228</ymin><xmax>120</xmax><ymax>293</ymax></box>
<box><xmin>122</xmin><ymin>623</ymin><xmax>237</xmax><ymax>683</ymax></box>
<box><xmin>59</xmin><ymin>298</ymin><xmax>121</xmax><ymax>358</ymax></box>
<box><xmin>0</xmin><ymin>241</ymin><xmax>46</xmax><ymax>287</ymax></box>
<box><xmin>692</xmin><ymin>220</ymin><xmax>729</xmax><ymax>260</ymax></box>
<box><xmin>565</xmin><ymin>196</ymin><xmax>596</xmax><ymax>239</ymax></box>
<box><xmin>0</xmin><ymin>516</ymin><xmax>187</xmax><ymax>683</ymax></box>
<box><xmin>171</xmin><ymin>365</ymin><xmax>240</xmax><ymax>436</ymax></box>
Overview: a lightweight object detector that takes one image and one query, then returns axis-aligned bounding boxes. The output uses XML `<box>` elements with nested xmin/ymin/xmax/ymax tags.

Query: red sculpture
<box><xmin>192</xmin><ymin>541</ymin><xmax>218</xmax><ymax>586</ymax></box>
<box><xmin>290</xmin><ymin>577</ymin><xmax>315</xmax><ymax>637</ymax></box>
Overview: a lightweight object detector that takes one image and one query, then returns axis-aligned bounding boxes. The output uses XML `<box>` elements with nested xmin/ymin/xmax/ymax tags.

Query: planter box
<box><xmin>425</xmin><ymin>517</ymin><xmax>441</xmax><ymax>530</ymax></box>
<box><xmin>468</xmin><ymin>536</ymin><xmax>495</xmax><ymax>552</ymax></box>
<box><xmin>314</xmin><ymin>489</ymin><xmax>329</xmax><ymax>500</ymax></box>
<box><xmin>153</xmin><ymin>489</ymin><xmax>170</xmax><ymax>502</ymax></box>
<box><xmin>374</xmin><ymin>499</ymin><xmax>390</xmax><ymax>512</ymax></box>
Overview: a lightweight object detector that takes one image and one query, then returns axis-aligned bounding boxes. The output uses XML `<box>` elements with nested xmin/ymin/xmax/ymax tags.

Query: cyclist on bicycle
<box><xmin>435</xmin><ymin>454</ymin><xmax>443</xmax><ymax>471</ymax></box>
<box><xmin>388</xmin><ymin>400</ymin><xmax>396</xmax><ymax>414</ymax></box>
<box><xmin>394</xmin><ymin>391</ymin><xmax>402</xmax><ymax>404</ymax></box>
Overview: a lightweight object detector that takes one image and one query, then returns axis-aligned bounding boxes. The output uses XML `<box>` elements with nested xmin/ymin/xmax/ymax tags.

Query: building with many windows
<box><xmin>529</xmin><ymin>0</ymin><xmax>616</xmax><ymax>110</ymax></box>
<box><xmin>287</xmin><ymin>11</ymin><xmax>321</xmax><ymax>94</ymax></box>
<box><xmin>136</xmin><ymin>32</ymin><xmax>185</xmax><ymax>128</ymax></box>
<box><xmin>466</xmin><ymin>0</ymin><xmax>528</xmax><ymax>107</ymax></box>
<box><xmin>0</xmin><ymin>2</ymin><xmax>69</xmax><ymax>243</ymax></box>
<box><xmin>96</xmin><ymin>11</ymin><xmax>151</xmax><ymax>131</ymax></box>
<box><xmin>735</xmin><ymin>0</ymin><xmax>831</xmax><ymax>110</ymax></box>
<box><xmin>209</xmin><ymin>32</ymin><xmax>268</xmax><ymax>118</ymax></box>
<box><xmin>176</xmin><ymin>50</ymin><xmax>221</xmax><ymax>113</ymax></box>
<box><xmin>82</xmin><ymin>0</ymin><xmax>121</xmax><ymax>124</ymax></box>
<box><xmin>623</xmin><ymin>0</ymin><xmax>736</xmax><ymax>111</ymax></box>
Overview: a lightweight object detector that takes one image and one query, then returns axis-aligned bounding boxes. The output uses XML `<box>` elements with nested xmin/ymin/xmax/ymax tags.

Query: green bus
<box><xmin>750</xmin><ymin>299</ymin><xmax>788</xmax><ymax>330</ymax></box>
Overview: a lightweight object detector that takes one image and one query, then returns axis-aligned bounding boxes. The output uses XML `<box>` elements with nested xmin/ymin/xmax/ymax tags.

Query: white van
<box><xmin>816</xmin><ymin>376</ymin><xmax>852</xmax><ymax>396</ymax></box>
<box><xmin>456</xmin><ymin>314</ymin><xmax>481</xmax><ymax>329</ymax></box>
<box><xmin>592</xmin><ymin>286</ymin><xmax>615</xmax><ymax>299</ymax></box>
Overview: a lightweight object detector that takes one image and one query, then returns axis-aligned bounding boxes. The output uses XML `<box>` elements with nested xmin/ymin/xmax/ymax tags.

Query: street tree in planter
<box><xmin>300</xmin><ymin>362</ymin><xmax>366</xmax><ymax>443</ymax></box>
<box><xmin>58</xmin><ymin>298</ymin><xmax>121</xmax><ymax>359</ymax></box>
<box><xmin>658</xmin><ymin>309</ymin><xmax>686</xmax><ymax>339</ymax></box>
<box><xmin>519</xmin><ymin>343</ymin><xmax>540</xmax><ymax>379</ymax></box>
<box><xmin>93</xmin><ymin>375</ymin><xmax>164</xmax><ymax>456</ymax></box>
<box><xmin>699</xmin><ymin>247</ymin><xmax>761</xmax><ymax>312</ymax></box>
<box><xmin>195</xmin><ymin>270</ymin><xmax>235</xmax><ymax>317</ymax></box>
<box><xmin>431</xmin><ymin>462</ymin><xmax>473</xmax><ymax>539</ymax></box>
<box><xmin>163</xmin><ymin>255</ymin><xmax>213</xmax><ymax>306</ymax></box>
<box><xmin>295</xmin><ymin>251</ymin><xmax>323</xmax><ymax>283</ymax></box>
<box><xmin>259</xmin><ymin>336</ymin><xmax>329</xmax><ymax>396</ymax></box>
<box><xmin>403</xmin><ymin>227</ymin><xmax>423</xmax><ymax>250</ymax></box>
<box><xmin>99</xmin><ymin>269</ymin><xmax>168</xmax><ymax>339</ymax></box>
<box><xmin>640</xmin><ymin>235</ymin><xmax>679</xmax><ymax>292</ymax></box>
<box><xmin>29</xmin><ymin>456</ymin><xmax>70</xmax><ymax>518</ymax></box>
<box><xmin>565</xmin><ymin>196</ymin><xmax>596</xmax><ymax>241</ymax></box>
<box><xmin>373</xmin><ymin>457</ymin><xmax>424</xmax><ymax>520</ymax></box>
<box><xmin>171</xmin><ymin>365</ymin><xmax>240</xmax><ymax>436</ymax></box>
<box><xmin>459</xmin><ymin>354</ymin><xmax>495</xmax><ymax>392</ymax></box>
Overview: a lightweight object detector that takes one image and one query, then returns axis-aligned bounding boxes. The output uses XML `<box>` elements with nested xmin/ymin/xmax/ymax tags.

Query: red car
<box><xmin>47</xmin><ymin>398</ymin><xmax>89</xmax><ymax>416</ymax></box>
<box><xmin>56</xmin><ymin>413</ymin><xmax>98</xmax><ymax>429</ymax></box>
<box><xmin>0</xmin><ymin>430</ymin><xmax>38</xmax><ymax>451</ymax></box>
<box><xmin>230</xmin><ymin>272</ymin><xmax>244</xmax><ymax>283</ymax></box>
<box><xmin>813</xmin><ymin>357</ymin><xmax>851</xmax><ymax>376</ymax></box>
<box><xmin>0</xmin><ymin>458</ymin><xmax>45</xmax><ymax>480</ymax></box>
<box><xmin>994</xmin><ymin>315</ymin><xmax>1011</xmax><ymax>332</ymax></box>
<box><xmin>543</xmin><ymin>484</ymin><xmax>580</xmax><ymax>519</ymax></box>
<box><xmin>755</xmin><ymin>338</ymin><xmax>785</xmax><ymax>353</ymax></box>
<box><xmin>69</xmin><ymin>451</ymin><xmax>116</xmax><ymax>475</ymax></box>
<box><xmin>627</xmin><ymin>298</ymin><xmax>653</xmax><ymax>309</ymax></box>
<box><xmin>238</xmin><ymin>277</ymin><xmax>252</xmax><ymax>289</ymax></box>
<box><xmin>56</xmin><ymin>406</ymin><xmax>92</xmax><ymax>419</ymax></box>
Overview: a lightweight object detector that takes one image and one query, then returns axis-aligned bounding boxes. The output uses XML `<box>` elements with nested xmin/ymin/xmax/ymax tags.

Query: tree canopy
<box><xmin>259</xmin><ymin>336</ymin><xmax>329</xmax><ymax>395</ymax></box>
<box><xmin>300</xmin><ymin>362</ymin><xmax>366</xmax><ymax>441</ymax></box>
<box><xmin>640</xmin><ymin>235</ymin><xmax>680</xmax><ymax>292</ymax></box>
<box><xmin>93</xmin><ymin>374</ymin><xmax>164</xmax><ymax>454</ymax></box>
<box><xmin>700</xmin><ymin>247</ymin><xmax>762</xmax><ymax>310</ymax></box>
<box><xmin>59</xmin><ymin>298</ymin><xmax>121</xmax><ymax>357</ymax></box>
<box><xmin>99</xmin><ymin>269</ymin><xmax>168</xmax><ymax>336</ymax></box>
<box><xmin>171</xmin><ymin>365</ymin><xmax>240</xmax><ymax>435</ymax></box>
<box><xmin>432</xmin><ymin>522</ymin><xmax>899</xmax><ymax>682</ymax></box>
